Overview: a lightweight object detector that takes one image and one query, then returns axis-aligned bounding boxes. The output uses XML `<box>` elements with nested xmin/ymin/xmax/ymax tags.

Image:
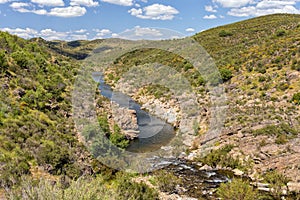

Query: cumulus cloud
<box><xmin>10</xmin><ymin>1</ymin><xmax>87</xmax><ymax>17</ymax></box>
<box><xmin>0</xmin><ymin>27</ymin><xmax>38</xmax><ymax>38</ymax></box>
<box><xmin>113</xmin><ymin>26</ymin><xmax>184</xmax><ymax>40</ymax></box>
<box><xmin>227</xmin><ymin>0</ymin><xmax>300</xmax><ymax>17</ymax></box>
<box><xmin>185</xmin><ymin>28</ymin><xmax>195</xmax><ymax>32</ymax></box>
<box><xmin>213</xmin><ymin>0</ymin><xmax>253</xmax><ymax>8</ymax></box>
<box><xmin>31</xmin><ymin>0</ymin><xmax>64</xmax><ymax>7</ymax></box>
<box><xmin>205</xmin><ymin>5</ymin><xmax>217</xmax><ymax>12</ymax></box>
<box><xmin>9</xmin><ymin>2</ymin><xmax>47</xmax><ymax>14</ymax></box>
<box><xmin>203</xmin><ymin>14</ymin><xmax>217</xmax><ymax>19</ymax></box>
<box><xmin>48</xmin><ymin>6</ymin><xmax>87</xmax><ymax>17</ymax></box>
<box><xmin>0</xmin><ymin>27</ymin><xmax>94</xmax><ymax>40</ymax></box>
<box><xmin>75</xmin><ymin>29</ymin><xmax>87</xmax><ymax>33</ymax></box>
<box><xmin>128</xmin><ymin>3</ymin><xmax>179</xmax><ymax>20</ymax></box>
<box><xmin>101</xmin><ymin>0</ymin><xmax>133</xmax><ymax>6</ymax></box>
<box><xmin>70</xmin><ymin>0</ymin><xmax>99</xmax><ymax>7</ymax></box>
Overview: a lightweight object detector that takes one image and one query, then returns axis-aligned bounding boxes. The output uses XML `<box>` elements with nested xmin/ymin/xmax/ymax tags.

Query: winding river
<box><xmin>93</xmin><ymin>73</ymin><xmax>231</xmax><ymax>199</ymax></box>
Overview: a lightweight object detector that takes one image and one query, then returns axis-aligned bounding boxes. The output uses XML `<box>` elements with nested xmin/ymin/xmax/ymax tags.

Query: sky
<box><xmin>0</xmin><ymin>0</ymin><xmax>300</xmax><ymax>40</ymax></box>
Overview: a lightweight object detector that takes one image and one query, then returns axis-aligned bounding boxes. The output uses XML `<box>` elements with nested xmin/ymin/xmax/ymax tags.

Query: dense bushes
<box><xmin>0</xmin><ymin>31</ymin><xmax>95</xmax><ymax>188</ymax></box>
<box><xmin>6</xmin><ymin>174</ymin><xmax>159</xmax><ymax>200</ymax></box>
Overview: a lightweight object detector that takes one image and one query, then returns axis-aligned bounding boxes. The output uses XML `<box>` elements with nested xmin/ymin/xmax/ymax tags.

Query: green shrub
<box><xmin>253</xmin><ymin>123</ymin><xmax>297</xmax><ymax>144</ymax></box>
<box><xmin>153</xmin><ymin>170</ymin><xmax>181</xmax><ymax>193</ymax></box>
<box><xmin>263</xmin><ymin>171</ymin><xmax>290</xmax><ymax>199</ymax></box>
<box><xmin>219</xmin><ymin>30</ymin><xmax>233</xmax><ymax>37</ymax></box>
<box><xmin>292</xmin><ymin>92</ymin><xmax>300</xmax><ymax>105</ymax></box>
<box><xmin>217</xmin><ymin>178</ymin><xmax>259</xmax><ymax>200</ymax></box>
<box><xmin>197</xmin><ymin>145</ymin><xmax>243</xmax><ymax>169</ymax></box>
<box><xmin>219</xmin><ymin>68</ymin><xmax>233</xmax><ymax>82</ymax></box>
<box><xmin>276</xmin><ymin>29</ymin><xmax>286</xmax><ymax>37</ymax></box>
<box><xmin>109</xmin><ymin>124</ymin><xmax>129</xmax><ymax>149</ymax></box>
<box><xmin>115</xmin><ymin>172</ymin><xmax>159</xmax><ymax>200</ymax></box>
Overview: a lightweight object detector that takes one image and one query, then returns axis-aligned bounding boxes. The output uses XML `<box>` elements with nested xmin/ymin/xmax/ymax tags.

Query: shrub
<box><xmin>109</xmin><ymin>124</ymin><xmax>129</xmax><ymax>149</ymax></box>
<box><xmin>219</xmin><ymin>68</ymin><xmax>233</xmax><ymax>82</ymax></box>
<box><xmin>263</xmin><ymin>171</ymin><xmax>290</xmax><ymax>199</ymax></box>
<box><xmin>197</xmin><ymin>145</ymin><xmax>243</xmax><ymax>169</ymax></box>
<box><xmin>115</xmin><ymin>172</ymin><xmax>159</xmax><ymax>200</ymax></box>
<box><xmin>292</xmin><ymin>92</ymin><xmax>300</xmax><ymax>105</ymax></box>
<box><xmin>219</xmin><ymin>30</ymin><xmax>233</xmax><ymax>37</ymax></box>
<box><xmin>217</xmin><ymin>178</ymin><xmax>259</xmax><ymax>200</ymax></box>
<box><xmin>276</xmin><ymin>29</ymin><xmax>286</xmax><ymax>37</ymax></box>
<box><xmin>153</xmin><ymin>170</ymin><xmax>181</xmax><ymax>193</ymax></box>
<box><xmin>253</xmin><ymin>123</ymin><xmax>297</xmax><ymax>144</ymax></box>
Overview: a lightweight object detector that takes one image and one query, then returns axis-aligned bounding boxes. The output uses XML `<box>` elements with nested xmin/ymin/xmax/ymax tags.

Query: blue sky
<box><xmin>0</xmin><ymin>0</ymin><xmax>300</xmax><ymax>40</ymax></box>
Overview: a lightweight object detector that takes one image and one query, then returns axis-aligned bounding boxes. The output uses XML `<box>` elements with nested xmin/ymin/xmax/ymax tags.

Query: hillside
<box><xmin>0</xmin><ymin>14</ymin><xmax>300</xmax><ymax>199</ymax></box>
<box><xmin>93</xmin><ymin>13</ymin><xmax>300</xmax><ymax>196</ymax></box>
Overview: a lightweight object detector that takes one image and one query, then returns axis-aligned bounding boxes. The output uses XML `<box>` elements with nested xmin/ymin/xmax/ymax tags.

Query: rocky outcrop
<box><xmin>111</xmin><ymin>103</ymin><xmax>139</xmax><ymax>139</ymax></box>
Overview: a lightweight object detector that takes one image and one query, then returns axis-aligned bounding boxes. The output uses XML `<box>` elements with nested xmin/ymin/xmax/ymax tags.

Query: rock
<box><xmin>286</xmin><ymin>71</ymin><xmax>299</xmax><ymax>81</ymax></box>
<box><xmin>232</xmin><ymin>168</ymin><xmax>244</xmax><ymax>176</ymax></box>
<box><xmin>112</xmin><ymin>103</ymin><xmax>139</xmax><ymax>131</ymax></box>
<box><xmin>123</xmin><ymin>130</ymin><xmax>139</xmax><ymax>140</ymax></box>
<box><xmin>287</xmin><ymin>182</ymin><xmax>300</xmax><ymax>192</ymax></box>
<box><xmin>200</xmin><ymin>164</ymin><xmax>213</xmax><ymax>171</ymax></box>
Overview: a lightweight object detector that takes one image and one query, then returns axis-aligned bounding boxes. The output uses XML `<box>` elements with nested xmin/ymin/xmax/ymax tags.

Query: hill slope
<box><xmin>95</xmin><ymin>14</ymin><xmax>300</xmax><ymax>183</ymax></box>
<box><xmin>0</xmin><ymin>13</ymin><xmax>300</xmax><ymax>199</ymax></box>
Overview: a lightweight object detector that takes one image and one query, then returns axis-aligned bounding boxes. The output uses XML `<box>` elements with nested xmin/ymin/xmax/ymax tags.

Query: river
<box><xmin>93</xmin><ymin>73</ymin><xmax>231</xmax><ymax>199</ymax></box>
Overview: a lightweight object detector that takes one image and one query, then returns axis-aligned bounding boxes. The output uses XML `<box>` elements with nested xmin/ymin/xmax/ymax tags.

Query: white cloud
<box><xmin>128</xmin><ymin>3</ymin><xmax>179</xmax><ymax>20</ymax></box>
<box><xmin>70</xmin><ymin>0</ymin><xmax>99</xmax><ymax>7</ymax></box>
<box><xmin>10</xmin><ymin>2</ymin><xmax>30</xmax><ymax>9</ymax></box>
<box><xmin>31</xmin><ymin>0</ymin><xmax>64</xmax><ymax>7</ymax></box>
<box><xmin>134</xmin><ymin>26</ymin><xmax>162</xmax><ymax>37</ymax></box>
<box><xmin>94</xmin><ymin>28</ymin><xmax>112</xmax><ymax>36</ymax></box>
<box><xmin>10</xmin><ymin>2</ymin><xmax>87</xmax><ymax>17</ymax></box>
<box><xmin>0</xmin><ymin>0</ymin><xmax>9</xmax><ymax>4</ymax></box>
<box><xmin>0</xmin><ymin>27</ymin><xmax>38</xmax><ymax>38</ymax></box>
<box><xmin>0</xmin><ymin>27</ymin><xmax>92</xmax><ymax>41</ymax></box>
<box><xmin>203</xmin><ymin>14</ymin><xmax>217</xmax><ymax>19</ymax></box>
<box><xmin>75</xmin><ymin>29</ymin><xmax>87</xmax><ymax>33</ymax></box>
<box><xmin>228</xmin><ymin>0</ymin><xmax>300</xmax><ymax>17</ymax></box>
<box><xmin>9</xmin><ymin>2</ymin><xmax>47</xmax><ymax>14</ymax></box>
<box><xmin>101</xmin><ymin>0</ymin><xmax>133</xmax><ymax>6</ymax></box>
<box><xmin>205</xmin><ymin>5</ymin><xmax>217</xmax><ymax>12</ymax></box>
<box><xmin>113</xmin><ymin>26</ymin><xmax>184</xmax><ymax>40</ymax></box>
<box><xmin>185</xmin><ymin>28</ymin><xmax>195</xmax><ymax>32</ymax></box>
<box><xmin>213</xmin><ymin>0</ymin><xmax>253</xmax><ymax>8</ymax></box>
<box><xmin>40</xmin><ymin>28</ymin><xmax>67</xmax><ymax>40</ymax></box>
<box><xmin>48</xmin><ymin>6</ymin><xmax>86</xmax><ymax>17</ymax></box>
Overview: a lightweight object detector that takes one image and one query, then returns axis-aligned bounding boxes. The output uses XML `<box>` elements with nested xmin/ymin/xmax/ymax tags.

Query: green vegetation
<box><xmin>217</xmin><ymin>179</ymin><xmax>259</xmax><ymax>200</ymax></box>
<box><xmin>1</xmin><ymin>13</ymin><xmax>300</xmax><ymax>198</ymax></box>
<box><xmin>109</xmin><ymin>124</ymin><xmax>129</xmax><ymax>149</ymax></box>
<box><xmin>219</xmin><ymin>30</ymin><xmax>233</xmax><ymax>37</ymax></box>
<box><xmin>292</xmin><ymin>92</ymin><xmax>300</xmax><ymax>105</ymax></box>
<box><xmin>152</xmin><ymin>170</ymin><xmax>181</xmax><ymax>193</ymax></box>
<box><xmin>0</xmin><ymin>32</ymin><xmax>96</xmax><ymax>187</ymax></box>
<box><xmin>6</xmin><ymin>173</ymin><xmax>159</xmax><ymax>200</ymax></box>
<box><xmin>262</xmin><ymin>171</ymin><xmax>290</xmax><ymax>199</ymax></box>
<box><xmin>253</xmin><ymin>123</ymin><xmax>298</xmax><ymax>144</ymax></box>
<box><xmin>197</xmin><ymin>145</ymin><xmax>245</xmax><ymax>170</ymax></box>
<box><xmin>139</xmin><ymin>84</ymin><xmax>172</xmax><ymax>100</ymax></box>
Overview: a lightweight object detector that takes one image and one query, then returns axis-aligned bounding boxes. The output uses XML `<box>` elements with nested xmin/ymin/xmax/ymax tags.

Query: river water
<box><xmin>95</xmin><ymin>73</ymin><xmax>175</xmax><ymax>153</ymax></box>
<box><xmin>93</xmin><ymin>73</ymin><xmax>231</xmax><ymax>199</ymax></box>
